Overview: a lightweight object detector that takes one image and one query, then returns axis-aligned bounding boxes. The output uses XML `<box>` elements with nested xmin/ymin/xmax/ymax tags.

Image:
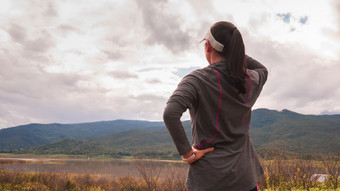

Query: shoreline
<box><xmin>0</xmin><ymin>153</ymin><xmax>183</xmax><ymax>164</ymax></box>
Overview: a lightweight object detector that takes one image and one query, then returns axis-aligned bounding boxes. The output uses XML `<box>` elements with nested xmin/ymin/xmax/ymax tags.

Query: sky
<box><xmin>1</xmin><ymin>0</ymin><xmax>340</xmax><ymax>129</ymax></box>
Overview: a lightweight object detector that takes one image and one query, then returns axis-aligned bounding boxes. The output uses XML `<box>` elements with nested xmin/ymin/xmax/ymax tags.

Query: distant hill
<box><xmin>20</xmin><ymin>121</ymin><xmax>192</xmax><ymax>159</ymax></box>
<box><xmin>0</xmin><ymin>120</ymin><xmax>164</xmax><ymax>150</ymax></box>
<box><xmin>1</xmin><ymin>109</ymin><xmax>339</xmax><ymax>158</ymax></box>
<box><xmin>249</xmin><ymin>109</ymin><xmax>340</xmax><ymax>154</ymax></box>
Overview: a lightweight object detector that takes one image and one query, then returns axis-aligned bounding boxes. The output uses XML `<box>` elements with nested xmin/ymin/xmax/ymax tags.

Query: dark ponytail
<box><xmin>210</xmin><ymin>21</ymin><xmax>247</xmax><ymax>94</ymax></box>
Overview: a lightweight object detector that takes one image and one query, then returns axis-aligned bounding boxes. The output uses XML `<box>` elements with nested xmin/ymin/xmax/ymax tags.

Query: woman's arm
<box><xmin>245</xmin><ymin>55</ymin><xmax>267</xmax><ymax>70</ymax></box>
<box><xmin>246</xmin><ymin>55</ymin><xmax>268</xmax><ymax>84</ymax></box>
<box><xmin>163</xmin><ymin>75</ymin><xmax>214</xmax><ymax>164</ymax></box>
<box><xmin>163</xmin><ymin>103</ymin><xmax>214</xmax><ymax>164</ymax></box>
<box><xmin>163</xmin><ymin>101</ymin><xmax>192</xmax><ymax>155</ymax></box>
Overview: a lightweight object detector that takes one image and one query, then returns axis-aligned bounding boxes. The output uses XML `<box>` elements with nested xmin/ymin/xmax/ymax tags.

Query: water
<box><xmin>0</xmin><ymin>158</ymin><xmax>187</xmax><ymax>178</ymax></box>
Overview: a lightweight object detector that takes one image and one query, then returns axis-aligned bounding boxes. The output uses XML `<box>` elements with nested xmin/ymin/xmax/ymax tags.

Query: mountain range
<box><xmin>0</xmin><ymin>120</ymin><xmax>164</xmax><ymax>150</ymax></box>
<box><xmin>0</xmin><ymin>109</ymin><xmax>339</xmax><ymax>159</ymax></box>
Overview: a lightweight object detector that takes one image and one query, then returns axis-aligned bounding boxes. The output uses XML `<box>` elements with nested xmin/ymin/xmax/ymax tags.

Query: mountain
<box><xmin>249</xmin><ymin>109</ymin><xmax>340</xmax><ymax>153</ymax></box>
<box><xmin>22</xmin><ymin>129</ymin><xmax>181</xmax><ymax>159</ymax></box>
<box><xmin>0</xmin><ymin>120</ymin><xmax>164</xmax><ymax>150</ymax></box>
<box><xmin>20</xmin><ymin>121</ymin><xmax>191</xmax><ymax>159</ymax></box>
<box><xmin>1</xmin><ymin>109</ymin><xmax>339</xmax><ymax>158</ymax></box>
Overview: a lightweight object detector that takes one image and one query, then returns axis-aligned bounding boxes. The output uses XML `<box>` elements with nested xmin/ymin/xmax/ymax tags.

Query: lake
<box><xmin>0</xmin><ymin>158</ymin><xmax>188</xmax><ymax>178</ymax></box>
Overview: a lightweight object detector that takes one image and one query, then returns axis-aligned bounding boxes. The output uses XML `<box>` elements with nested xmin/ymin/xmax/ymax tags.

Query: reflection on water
<box><xmin>0</xmin><ymin>158</ymin><xmax>187</xmax><ymax>178</ymax></box>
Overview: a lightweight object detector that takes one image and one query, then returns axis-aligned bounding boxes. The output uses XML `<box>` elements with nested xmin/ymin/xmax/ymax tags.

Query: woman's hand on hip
<box><xmin>182</xmin><ymin>146</ymin><xmax>214</xmax><ymax>164</ymax></box>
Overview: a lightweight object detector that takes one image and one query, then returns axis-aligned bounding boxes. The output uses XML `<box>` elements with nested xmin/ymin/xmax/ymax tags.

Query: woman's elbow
<box><xmin>163</xmin><ymin>106</ymin><xmax>171</xmax><ymax>123</ymax></box>
<box><xmin>163</xmin><ymin>102</ymin><xmax>183</xmax><ymax>123</ymax></box>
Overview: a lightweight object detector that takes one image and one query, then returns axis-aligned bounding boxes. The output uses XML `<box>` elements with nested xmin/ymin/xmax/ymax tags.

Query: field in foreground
<box><xmin>0</xmin><ymin>167</ymin><xmax>339</xmax><ymax>191</ymax></box>
<box><xmin>1</xmin><ymin>155</ymin><xmax>340</xmax><ymax>191</ymax></box>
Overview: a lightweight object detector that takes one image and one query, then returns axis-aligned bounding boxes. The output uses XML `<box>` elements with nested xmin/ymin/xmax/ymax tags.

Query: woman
<box><xmin>163</xmin><ymin>21</ymin><xmax>268</xmax><ymax>191</ymax></box>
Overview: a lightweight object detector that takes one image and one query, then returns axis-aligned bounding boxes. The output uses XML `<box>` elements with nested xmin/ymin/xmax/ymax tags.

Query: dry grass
<box><xmin>0</xmin><ymin>168</ymin><xmax>121</xmax><ymax>191</ymax></box>
<box><xmin>0</xmin><ymin>166</ymin><xmax>187</xmax><ymax>191</ymax></box>
<box><xmin>258</xmin><ymin>147</ymin><xmax>339</xmax><ymax>191</ymax></box>
<box><xmin>133</xmin><ymin>159</ymin><xmax>187</xmax><ymax>191</ymax></box>
<box><xmin>0</xmin><ymin>151</ymin><xmax>339</xmax><ymax>191</ymax></box>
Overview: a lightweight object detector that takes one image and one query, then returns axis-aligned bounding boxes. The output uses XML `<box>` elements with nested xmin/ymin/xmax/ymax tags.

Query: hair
<box><xmin>210</xmin><ymin>21</ymin><xmax>247</xmax><ymax>94</ymax></box>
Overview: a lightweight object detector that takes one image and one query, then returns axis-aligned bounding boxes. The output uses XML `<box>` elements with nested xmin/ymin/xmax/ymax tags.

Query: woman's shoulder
<box><xmin>186</xmin><ymin>66</ymin><xmax>215</xmax><ymax>78</ymax></box>
<box><xmin>179</xmin><ymin>67</ymin><xmax>212</xmax><ymax>88</ymax></box>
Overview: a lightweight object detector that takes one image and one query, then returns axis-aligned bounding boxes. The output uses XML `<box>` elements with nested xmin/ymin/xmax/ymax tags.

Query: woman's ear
<box><xmin>205</xmin><ymin>41</ymin><xmax>213</xmax><ymax>52</ymax></box>
<box><xmin>204</xmin><ymin>41</ymin><xmax>213</xmax><ymax>64</ymax></box>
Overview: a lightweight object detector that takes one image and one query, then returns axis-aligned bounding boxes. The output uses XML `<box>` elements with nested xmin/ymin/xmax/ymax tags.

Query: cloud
<box><xmin>8</xmin><ymin>24</ymin><xmax>27</xmax><ymax>43</ymax></box>
<box><xmin>334</xmin><ymin>0</ymin><xmax>340</xmax><ymax>36</ymax></box>
<box><xmin>136</xmin><ymin>0</ymin><xmax>192</xmax><ymax>54</ymax></box>
<box><xmin>248</xmin><ymin>13</ymin><xmax>269</xmax><ymax>32</ymax></box>
<box><xmin>1</xmin><ymin>0</ymin><xmax>339</xmax><ymax>129</ymax></box>
<box><xmin>24</xmin><ymin>30</ymin><xmax>55</xmax><ymax>53</ymax></box>
<box><xmin>44</xmin><ymin>1</ymin><xmax>58</xmax><ymax>17</ymax></box>
<box><xmin>109</xmin><ymin>70</ymin><xmax>138</xmax><ymax>80</ymax></box>
<box><xmin>56</xmin><ymin>24</ymin><xmax>80</xmax><ymax>37</ymax></box>
<box><xmin>0</xmin><ymin>60</ymin><xmax>87</xmax><ymax>127</ymax></box>
<box><xmin>244</xmin><ymin>31</ymin><xmax>340</xmax><ymax>115</ymax></box>
<box><xmin>7</xmin><ymin>24</ymin><xmax>55</xmax><ymax>53</ymax></box>
<box><xmin>174</xmin><ymin>67</ymin><xmax>200</xmax><ymax>78</ymax></box>
<box><xmin>146</xmin><ymin>79</ymin><xmax>161</xmax><ymax>84</ymax></box>
<box><xmin>101</xmin><ymin>49</ymin><xmax>122</xmax><ymax>60</ymax></box>
<box><xmin>126</xmin><ymin>94</ymin><xmax>167</xmax><ymax>119</ymax></box>
<box><xmin>0</xmin><ymin>57</ymin><xmax>118</xmax><ymax>127</ymax></box>
<box><xmin>1</xmin><ymin>23</ymin><xmax>99</xmax><ymax>128</ymax></box>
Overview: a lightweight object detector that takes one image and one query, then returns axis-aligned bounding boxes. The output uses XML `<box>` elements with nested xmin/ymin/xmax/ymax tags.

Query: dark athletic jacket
<box><xmin>163</xmin><ymin>56</ymin><xmax>268</xmax><ymax>191</ymax></box>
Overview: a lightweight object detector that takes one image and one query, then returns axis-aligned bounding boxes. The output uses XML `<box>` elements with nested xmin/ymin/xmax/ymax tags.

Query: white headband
<box><xmin>204</xmin><ymin>29</ymin><xmax>224</xmax><ymax>52</ymax></box>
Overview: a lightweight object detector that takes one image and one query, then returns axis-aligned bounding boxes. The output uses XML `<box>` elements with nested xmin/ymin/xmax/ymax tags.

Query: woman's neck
<box><xmin>208</xmin><ymin>52</ymin><xmax>226</xmax><ymax>64</ymax></box>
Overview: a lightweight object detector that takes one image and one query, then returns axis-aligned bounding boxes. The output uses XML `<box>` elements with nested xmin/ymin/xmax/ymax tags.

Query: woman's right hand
<box><xmin>182</xmin><ymin>146</ymin><xmax>214</xmax><ymax>164</ymax></box>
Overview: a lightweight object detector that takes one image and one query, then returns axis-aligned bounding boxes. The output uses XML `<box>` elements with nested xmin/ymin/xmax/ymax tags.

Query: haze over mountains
<box><xmin>0</xmin><ymin>109</ymin><xmax>339</xmax><ymax>159</ymax></box>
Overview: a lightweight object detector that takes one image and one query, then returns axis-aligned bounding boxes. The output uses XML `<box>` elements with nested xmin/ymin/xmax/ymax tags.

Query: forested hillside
<box><xmin>1</xmin><ymin>109</ymin><xmax>339</xmax><ymax>159</ymax></box>
<box><xmin>0</xmin><ymin>120</ymin><xmax>164</xmax><ymax>150</ymax></box>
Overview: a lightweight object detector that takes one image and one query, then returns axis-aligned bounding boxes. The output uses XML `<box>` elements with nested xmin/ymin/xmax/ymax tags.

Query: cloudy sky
<box><xmin>1</xmin><ymin>0</ymin><xmax>340</xmax><ymax>128</ymax></box>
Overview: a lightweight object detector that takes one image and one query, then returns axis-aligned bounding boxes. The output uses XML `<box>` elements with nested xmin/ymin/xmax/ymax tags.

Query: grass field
<box><xmin>0</xmin><ymin>151</ymin><xmax>339</xmax><ymax>191</ymax></box>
